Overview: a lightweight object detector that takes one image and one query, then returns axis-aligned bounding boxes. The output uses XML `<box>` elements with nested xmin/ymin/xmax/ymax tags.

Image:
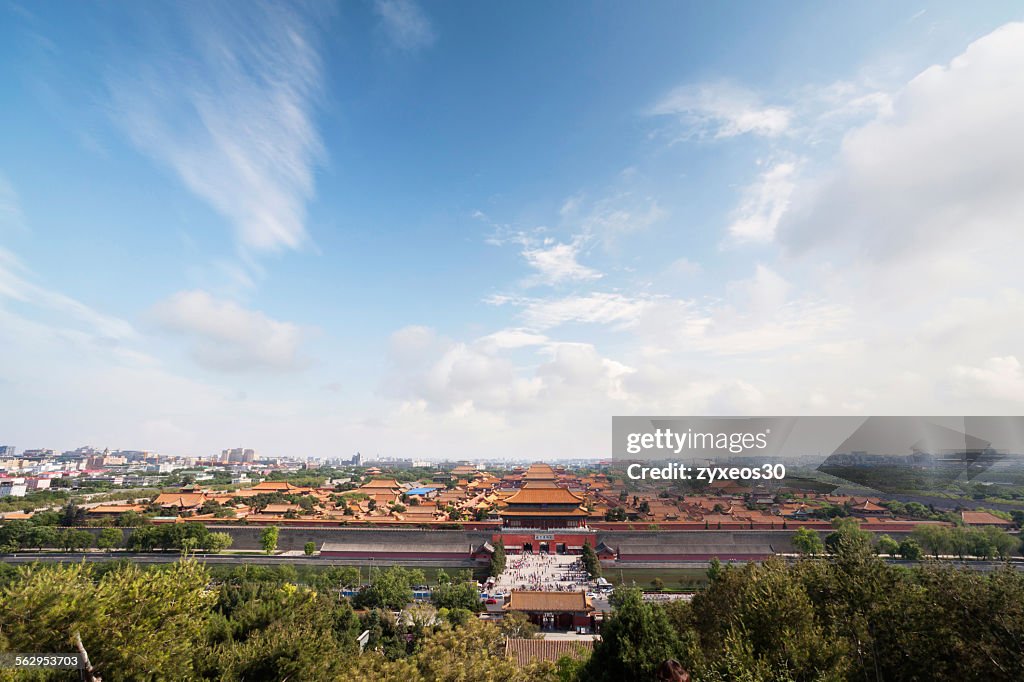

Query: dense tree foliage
<box><xmin>1</xmin><ymin>538</ymin><xmax>1023</xmax><ymax>681</ymax></box>
<box><xmin>910</xmin><ymin>522</ymin><xmax>1019</xmax><ymax>559</ymax></box>
<box><xmin>604</xmin><ymin>506</ymin><xmax>627</xmax><ymax>521</ymax></box>
<box><xmin>581</xmin><ymin>542</ymin><xmax>601</xmax><ymax>577</ymax></box>
<box><xmin>430</xmin><ymin>580</ymin><xmax>481</xmax><ymax>612</ymax></box>
<box><xmin>489</xmin><ymin>538</ymin><xmax>506</xmax><ymax>576</ymax></box>
<box><xmin>353</xmin><ymin>566</ymin><xmax>425</xmax><ymax>611</ymax></box>
<box><xmin>259</xmin><ymin>526</ymin><xmax>279</xmax><ymax>555</ymax></box>
<box><xmin>791</xmin><ymin>526</ymin><xmax>824</xmax><ymax>556</ymax></box>
<box><xmin>125</xmin><ymin>522</ymin><xmax>227</xmax><ymax>553</ymax></box>
<box><xmin>0</xmin><ymin>561</ymin><xmax>212</xmax><ymax>680</ymax></box>
<box><xmin>590</xmin><ymin>540</ymin><xmax>1024</xmax><ymax>681</ymax></box>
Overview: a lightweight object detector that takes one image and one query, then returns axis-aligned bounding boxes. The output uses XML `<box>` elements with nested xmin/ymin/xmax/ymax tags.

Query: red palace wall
<box><xmin>618</xmin><ymin>552</ymin><xmax>773</xmax><ymax>562</ymax></box>
<box><xmin>495</xmin><ymin>532</ymin><xmax>596</xmax><ymax>553</ymax></box>
<box><xmin>319</xmin><ymin>550</ymin><xmax>471</xmax><ymax>560</ymax></box>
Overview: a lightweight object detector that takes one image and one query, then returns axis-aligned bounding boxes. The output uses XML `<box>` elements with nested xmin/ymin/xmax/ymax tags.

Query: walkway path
<box><xmin>494</xmin><ymin>552</ymin><xmax>592</xmax><ymax>592</ymax></box>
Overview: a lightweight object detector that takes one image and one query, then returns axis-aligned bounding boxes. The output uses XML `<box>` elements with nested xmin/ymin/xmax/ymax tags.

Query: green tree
<box><xmin>205</xmin><ymin>532</ymin><xmax>234</xmax><ymax>554</ymax></box>
<box><xmin>0</xmin><ymin>560</ymin><xmax>214</xmax><ymax>681</ymax></box>
<box><xmin>911</xmin><ymin>524</ymin><xmax>950</xmax><ymax>558</ymax></box>
<box><xmin>604</xmin><ymin>507</ymin><xmax>627</xmax><ymax>522</ymax></box>
<box><xmin>96</xmin><ymin>527</ymin><xmax>122</xmax><ymax>552</ymax></box>
<box><xmin>875</xmin><ymin>534</ymin><xmax>899</xmax><ymax>557</ymax></box>
<box><xmin>583</xmin><ymin>587</ymin><xmax>685</xmax><ymax>681</ymax></box>
<box><xmin>27</xmin><ymin>525</ymin><xmax>60</xmax><ymax>550</ymax></box>
<box><xmin>792</xmin><ymin>527</ymin><xmax>824</xmax><ymax>556</ymax></box>
<box><xmin>60</xmin><ymin>529</ymin><xmax>94</xmax><ymax>551</ymax></box>
<box><xmin>59</xmin><ymin>502</ymin><xmax>85</xmax><ymax>527</ymax></box>
<box><xmin>126</xmin><ymin>525</ymin><xmax>159</xmax><ymax>552</ymax></box>
<box><xmin>115</xmin><ymin>510</ymin><xmax>149</xmax><ymax>527</ymax></box>
<box><xmin>581</xmin><ymin>542</ymin><xmax>602</xmax><ymax>577</ymax></box>
<box><xmin>489</xmin><ymin>539</ymin><xmax>506</xmax><ymax>576</ymax></box>
<box><xmin>31</xmin><ymin>510</ymin><xmax>61</xmax><ymax>526</ymax></box>
<box><xmin>825</xmin><ymin>517</ymin><xmax>873</xmax><ymax>555</ymax></box>
<box><xmin>260</xmin><ymin>526</ymin><xmax>280</xmax><ymax>555</ymax></box>
<box><xmin>315</xmin><ymin>565</ymin><xmax>361</xmax><ymax>591</ymax></box>
<box><xmin>431</xmin><ymin>581</ymin><xmax>481</xmax><ymax>612</ymax></box>
<box><xmin>304</xmin><ymin>541</ymin><xmax>316</xmax><ymax>556</ymax></box>
<box><xmin>498</xmin><ymin>610</ymin><xmax>539</xmax><ymax>639</ymax></box>
<box><xmin>354</xmin><ymin>566</ymin><xmax>423</xmax><ymax>610</ymax></box>
<box><xmin>0</xmin><ymin>520</ymin><xmax>34</xmax><ymax>550</ymax></box>
<box><xmin>899</xmin><ymin>539</ymin><xmax>923</xmax><ymax>560</ymax></box>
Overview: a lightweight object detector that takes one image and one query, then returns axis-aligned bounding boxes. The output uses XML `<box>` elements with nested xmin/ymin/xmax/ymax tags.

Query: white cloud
<box><xmin>651</xmin><ymin>82</ymin><xmax>791</xmax><ymax>139</ymax></box>
<box><xmin>0</xmin><ymin>175</ymin><xmax>26</xmax><ymax>233</ymax></box>
<box><xmin>488</xmin><ymin>292</ymin><xmax>657</xmax><ymax>330</ymax></box>
<box><xmin>108</xmin><ymin>2</ymin><xmax>325</xmax><ymax>255</ymax></box>
<box><xmin>0</xmin><ymin>247</ymin><xmax>136</xmax><ymax>342</ymax></box>
<box><xmin>476</xmin><ymin>328</ymin><xmax>549</xmax><ymax>352</ymax></box>
<box><xmin>151</xmin><ymin>290</ymin><xmax>308</xmax><ymax>372</ymax></box>
<box><xmin>726</xmin><ymin>162</ymin><xmax>797</xmax><ymax>244</ymax></box>
<box><xmin>668</xmin><ymin>257</ymin><xmax>702</xmax><ymax>277</ymax></box>
<box><xmin>375</xmin><ymin>0</ymin><xmax>436</xmax><ymax>51</ymax></box>
<box><xmin>780</xmin><ymin>22</ymin><xmax>1024</xmax><ymax>264</ymax></box>
<box><xmin>581</xmin><ymin>197</ymin><xmax>666</xmax><ymax>237</ymax></box>
<box><xmin>952</xmin><ymin>356</ymin><xmax>1024</xmax><ymax>403</ymax></box>
<box><xmin>522</xmin><ymin>240</ymin><xmax>602</xmax><ymax>285</ymax></box>
<box><xmin>384</xmin><ymin>326</ymin><xmax>543</xmax><ymax>414</ymax></box>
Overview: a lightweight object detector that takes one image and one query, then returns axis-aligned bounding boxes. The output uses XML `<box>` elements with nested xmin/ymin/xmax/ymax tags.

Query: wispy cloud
<box><xmin>522</xmin><ymin>239</ymin><xmax>602</xmax><ymax>286</ymax></box>
<box><xmin>726</xmin><ymin>162</ymin><xmax>797</xmax><ymax>244</ymax></box>
<box><xmin>0</xmin><ymin>174</ymin><xmax>26</xmax><ymax>233</ymax></box>
<box><xmin>375</xmin><ymin>0</ymin><xmax>436</xmax><ymax>52</ymax></box>
<box><xmin>151</xmin><ymin>290</ymin><xmax>309</xmax><ymax>373</ymax></box>
<box><xmin>0</xmin><ymin>247</ymin><xmax>137</xmax><ymax>343</ymax></box>
<box><xmin>651</xmin><ymin>82</ymin><xmax>791</xmax><ymax>139</ymax></box>
<box><xmin>488</xmin><ymin>292</ymin><xmax>656</xmax><ymax>330</ymax></box>
<box><xmin>107</xmin><ymin>2</ymin><xmax>327</xmax><ymax>257</ymax></box>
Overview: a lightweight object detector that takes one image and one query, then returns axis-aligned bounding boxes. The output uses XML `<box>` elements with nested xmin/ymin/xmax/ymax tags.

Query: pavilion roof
<box><xmin>504</xmin><ymin>485</ymin><xmax>583</xmax><ymax>506</ymax></box>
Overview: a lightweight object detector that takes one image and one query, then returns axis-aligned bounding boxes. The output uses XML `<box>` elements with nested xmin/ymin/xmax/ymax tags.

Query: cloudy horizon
<box><xmin>2</xmin><ymin>2</ymin><xmax>1023</xmax><ymax>459</ymax></box>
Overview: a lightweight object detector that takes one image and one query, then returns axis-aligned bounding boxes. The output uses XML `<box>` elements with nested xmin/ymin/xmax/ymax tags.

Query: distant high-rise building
<box><xmin>351</xmin><ymin>452</ymin><xmax>362</xmax><ymax>466</ymax></box>
<box><xmin>0</xmin><ymin>446</ymin><xmax>15</xmax><ymax>457</ymax></box>
<box><xmin>221</xmin><ymin>447</ymin><xmax>257</xmax><ymax>464</ymax></box>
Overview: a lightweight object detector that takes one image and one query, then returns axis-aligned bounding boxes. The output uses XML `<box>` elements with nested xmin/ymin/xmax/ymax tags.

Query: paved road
<box><xmin>3</xmin><ymin>553</ymin><xmax>1022</xmax><ymax>576</ymax></box>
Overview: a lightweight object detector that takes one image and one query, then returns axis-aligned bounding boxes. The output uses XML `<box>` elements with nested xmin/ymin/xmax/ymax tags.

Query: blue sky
<box><xmin>2</xmin><ymin>1</ymin><xmax>1024</xmax><ymax>459</ymax></box>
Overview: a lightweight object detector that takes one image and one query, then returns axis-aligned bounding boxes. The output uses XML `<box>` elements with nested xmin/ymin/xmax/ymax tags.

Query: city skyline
<box><xmin>3</xmin><ymin>3</ymin><xmax>1024</xmax><ymax>460</ymax></box>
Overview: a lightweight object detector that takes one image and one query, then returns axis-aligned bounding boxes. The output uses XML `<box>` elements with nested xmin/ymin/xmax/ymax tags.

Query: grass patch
<box><xmin>604</xmin><ymin>567</ymin><xmax>708</xmax><ymax>590</ymax></box>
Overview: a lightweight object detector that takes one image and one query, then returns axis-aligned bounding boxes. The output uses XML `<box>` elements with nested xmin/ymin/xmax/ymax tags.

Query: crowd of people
<box><xmin>494</xmin><ymin>551</ymin><xmax>593</xmax><ymax>592</ymax></box>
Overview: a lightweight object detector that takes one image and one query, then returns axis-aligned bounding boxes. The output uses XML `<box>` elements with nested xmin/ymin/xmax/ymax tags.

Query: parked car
<box><xmin>485</xmin><ymin>598</ymin><xmax>498</xmax><ymax>604</ymax></box>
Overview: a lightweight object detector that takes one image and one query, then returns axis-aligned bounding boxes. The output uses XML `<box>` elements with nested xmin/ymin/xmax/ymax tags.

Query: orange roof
<box><xmin>360</xmin><ymin>479</ymin><xmax>401</xmax><ymax>489</ymax></box>
<box><xmin>506</xmin><ymin>639</ymin><xmax>593</xmax><ymax>666</ymax></box>
<box><xmin>523</xmin><ymin>463</ymin><xmax>557</xmax><ymax>480</ymax></box>
<box><xmin>263</xmin><ymin>503</ymin><xmax>302</xmax><ymax>513</ymax></box>
<box><xmin>504</xmin><ymin>485</ymin><xmax>583</xmax><ymax>505</ymax></box>
<box><xmin>154</xmin><ymin>493</ymin><xmax>206</xmax><ymax>507</ymax></box>
<box><xmin>250</xmin><ymin>481</ymin><xmax>303</xmax><ymax>492</ymax></box>
<box><xmin>961</xmin><ymin>510</ymin><xmax>1013</xmax><ymax>526</ymax></box>
<box><xmin>89</xmin><ymin>504</ymin><xmax>146</xmax><ymax>514</ymax></box>
<box><xmin>501</xmin><ymin>508</ymin><xmax>590</xmax><ymax>517</ymax></box>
